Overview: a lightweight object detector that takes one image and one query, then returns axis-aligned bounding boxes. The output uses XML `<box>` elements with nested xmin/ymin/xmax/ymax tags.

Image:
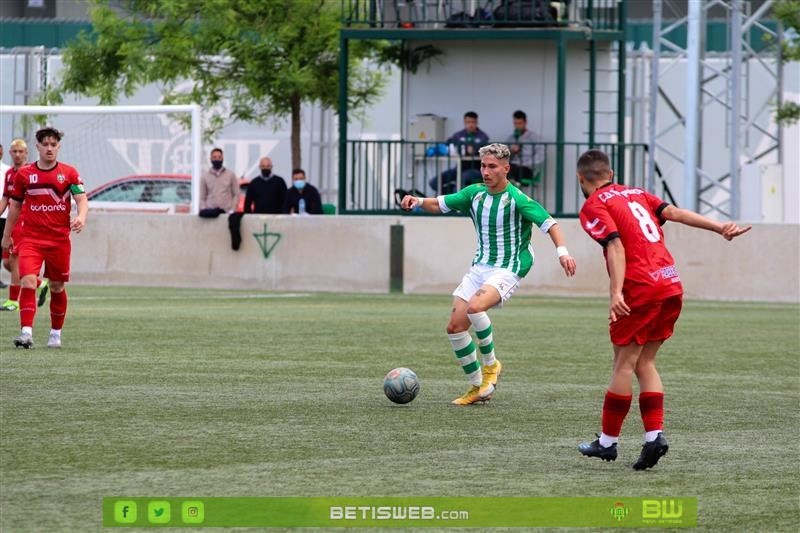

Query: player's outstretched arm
<box><xmin>546</xmin><ymin>223</ymin><xmax>576</xmax><ymax>277</ymax></box>
<box><xmin>400</xmin><ymin>195</ymin><xmax>442</xmax><ymax>214</ymax></box>
<box><xmin>661</xmin><ymin>205</ymin><xmax>752</xmax><ymax>241</ymax></box>
<box><xmin>717</xmin><ymin>221</ymin><xmax>752</xmax><ymax>241</ymax></box>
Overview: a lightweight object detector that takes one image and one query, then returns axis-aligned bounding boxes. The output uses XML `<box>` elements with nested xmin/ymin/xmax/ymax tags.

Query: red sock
<box><xmin>9</xmin><ymin>284</ymin><xmax>20</xmax><ymax>301</ymax></box>
<box><xmin>601</xmin><ymin>390</ymin><xmax>632</xmax><ymax>438</ymax></box>
<box><xmin>639</xmin><ymin>392</ymin><xmax>665</xmax><ymax>432</ymax></box>
<box><xmin>19</xmin><ymin>287</ymin><xmax>36</xmax><ymax>328</ymax></box>
<box><xmin>50</xmin><ymin>289</ymin><xmax>67</xmax><ymax>330</ymax></box>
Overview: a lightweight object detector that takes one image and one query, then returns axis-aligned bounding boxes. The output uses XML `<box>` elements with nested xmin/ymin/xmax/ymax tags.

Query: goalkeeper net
<box><xmin>0</xmin><ymin>104</ymin><xmax>203</xmax><ymax>213</ymax></box>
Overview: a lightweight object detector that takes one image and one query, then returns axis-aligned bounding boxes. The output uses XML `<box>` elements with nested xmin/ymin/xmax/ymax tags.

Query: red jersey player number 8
<box><xmin>627</xmin><ymin>201</ymin><xmax>661</xmax><ymax>243</ymax></box>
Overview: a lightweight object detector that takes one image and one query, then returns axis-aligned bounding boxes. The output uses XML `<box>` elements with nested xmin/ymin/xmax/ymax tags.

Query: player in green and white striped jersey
<box><xmin>401</xmin><ymin>143</ymin><xmax>577</xmax><ymax>405</ymax></box>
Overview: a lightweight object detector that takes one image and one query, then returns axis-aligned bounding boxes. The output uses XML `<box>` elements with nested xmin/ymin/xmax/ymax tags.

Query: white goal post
<box><xmin>0</xmin><ymin>104</ymin><xmax>203</xmax><ymax>214</ymax></box>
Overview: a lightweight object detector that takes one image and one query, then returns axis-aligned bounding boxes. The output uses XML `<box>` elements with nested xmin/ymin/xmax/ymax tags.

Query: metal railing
<box><xmin>344</xmin><ymin>140</ymin><xmax>651</xmax><ymax>216</ymax></box>
<box><xmin>341</xmin><ymin>1</ymin><xmax>623</xmax><ymax>31</ymax></box>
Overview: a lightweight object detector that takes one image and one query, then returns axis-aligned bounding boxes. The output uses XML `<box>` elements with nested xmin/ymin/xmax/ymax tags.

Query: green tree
<box><xmin>43</xmin><ymin>0</ymin><xmax>389</xmax><ymax>169</ymax></box>
<box><xmin>774</xmin><ymin>0</ymin><xmax>800</xmax><ymax>124</ymax></box>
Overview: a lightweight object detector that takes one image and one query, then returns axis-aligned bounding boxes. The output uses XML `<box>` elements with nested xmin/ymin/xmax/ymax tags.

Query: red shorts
<box><xmin>610</xmin><ymin>295</ymin><xmax>683</xmax><ymax>346</ymax></box>
<box><xmin>16</xmin><ymin>238</ymin><xmax>72</xmax><ymax>282</ymax></box>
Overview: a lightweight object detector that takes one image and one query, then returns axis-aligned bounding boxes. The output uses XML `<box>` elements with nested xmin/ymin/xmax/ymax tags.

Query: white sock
<box><xmin>645</xmin><ymin>430</ymin><xmax>662</xmax><ymax>443</ymax></box>
<box><xmin>447</xmin><ymin>331</ymin><xmax>482</xmax><ymax>386</ymax></box>
<box><xmin>21</xmin><ymin>326</ymin><xmax>32</xmax><ymax>335</ymax></box>
<box><xmin>599</xmin><ymin>433</ymin><xmax>619</xmax><ymax>448</ymax></box>
<box><xmin>467</xmin><ymin>312</ymin><xmax>496</xmax><ymax>366</ymax></box>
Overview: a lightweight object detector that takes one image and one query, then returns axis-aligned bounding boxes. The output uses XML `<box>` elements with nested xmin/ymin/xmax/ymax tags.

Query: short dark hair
<box><xmin>292</xmin><ymin>168</ymin><xmax>306</xmax><ymax>177</ymax></box>
<box><xmin>464</xmin><ymin>111</ymin><xmax>478</xmax><ymax>120</ymax></box>
<box><xmin>35</xmin><ymin>127</ymin><xmax>63</xmax><ymax>143</ymax></box>
<box><xmin>577</xmin><ymin>149</ymin><xmax>612</xmax><ymax>182</ymax></box>
<box><xmin>210</xmin><ymin>147</ymin><xmax>223</xmax><ymax>156</ymax></box>
<box><xmin>513</xmin><ymin>110</ymin><xmax>527</xmax><ymax>121</ymax></box>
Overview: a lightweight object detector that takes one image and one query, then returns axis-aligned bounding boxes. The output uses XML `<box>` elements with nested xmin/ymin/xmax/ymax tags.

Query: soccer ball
<box><xmin>383</xmin><ymin>367</ymin><xmax>420</xmax><ymax>404</ymax></box>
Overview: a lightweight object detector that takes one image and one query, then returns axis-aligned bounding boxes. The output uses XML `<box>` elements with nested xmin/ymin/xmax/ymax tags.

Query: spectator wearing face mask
<box><xmin>283</xmin><ymin>169</ymin><xmax>323</xmax><ymax>215</ymax></box>
<box><xmin>243</xmin><ymin>157</ymin><xmax>286</xmax><ymax>214</ymax></box>
<box><xmin>199</xmin><ymin>147</ymin><xmax>239</xmax><ymax>217</ymax></box>
<box><xmin>198</xmin><ymin>147</ymin><xmax>243</xmax><ymax>251</ymax></box>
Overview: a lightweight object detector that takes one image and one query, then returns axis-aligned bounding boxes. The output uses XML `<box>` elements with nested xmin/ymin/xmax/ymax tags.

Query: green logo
<box><xmin>114</xmin><ymin>501</ymin><xmax>137</xmax><ymax>523</ymax></box>
<box><xmin>253</xmin><ymin>224</ymin><xmax>282</xmax><ymax>259</ymax></box>
<box><xmin>182</xmin><ymin>501</ymin><xmax>205</xmax><ymax>524</ymax></box>
<box><xmin>609</xmin><ymin>501</ymin><xmax>630</xmax><ymax>522</ymax></box>
<box><xmin>148</xmin><ymin>501</ymin><xmax>171</xmax><ymax>523</ymax></box>
<box><xmin>643</xmin><ymin>499</ymin><xmax>684</xmax><ymax>519</ymax></box>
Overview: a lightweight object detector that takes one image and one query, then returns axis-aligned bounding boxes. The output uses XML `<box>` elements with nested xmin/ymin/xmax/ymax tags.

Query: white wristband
<box><xmin>416</xmin><ymin>197</ymin><xmax>425</xmax><ymax>207</ymax></box>
<box><xmin>556</xmin><ymin>246</ymin><xmax>569</xmax><ymax>258</ymax></box>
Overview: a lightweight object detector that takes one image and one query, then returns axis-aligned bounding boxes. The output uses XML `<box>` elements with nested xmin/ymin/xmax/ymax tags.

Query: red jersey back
<box><xmin>579</xmin><ymin>183</ymin><xmax>683</xmax><ymax>305</ymax></box>
<box><xmin>11</xmin><ymin>162</ymin><xmax>85</xmax><ymax>241</ymax></box>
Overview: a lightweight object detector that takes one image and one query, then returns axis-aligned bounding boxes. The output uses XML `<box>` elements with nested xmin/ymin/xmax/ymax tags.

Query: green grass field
<box><xmin>0</xmin><ymin>286</ymin><xmax>798</xmax><ymax>531</ymax></box>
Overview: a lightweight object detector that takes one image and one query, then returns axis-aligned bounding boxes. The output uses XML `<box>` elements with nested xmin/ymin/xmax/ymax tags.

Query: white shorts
<box><xmin>453</xmin><ymin>263</ymin><xmax>521</xmax><ymax>306</ymax></box>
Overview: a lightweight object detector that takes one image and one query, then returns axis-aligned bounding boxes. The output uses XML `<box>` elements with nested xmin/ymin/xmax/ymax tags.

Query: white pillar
<box><xmin>684</xmin><ymin>0</ymin><xmax>702</xmax><ymax>212</ymax></box>
<box><xmin>190</xmin><ymin>104</ymin><xmax>203</xmax><ymax>215</ymax></box>
<box><xmin>647</xmin><ymin>0</ymin><xmax>663</xmax><ymax>194</ymax></box>
<box><xmin>729</xmin><ymin>0</ymin><xmax>742</xmax><ymax>219</ymax></box>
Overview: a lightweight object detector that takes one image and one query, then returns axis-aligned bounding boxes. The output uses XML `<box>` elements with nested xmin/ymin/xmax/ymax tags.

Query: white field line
<box><xmin>67</xmin><ymin>293</ymin><xmax>313</xmax><ymax>301</ymax></box>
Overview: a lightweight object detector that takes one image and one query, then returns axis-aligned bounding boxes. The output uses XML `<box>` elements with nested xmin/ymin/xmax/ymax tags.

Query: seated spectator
<box><xmin>428</xmin><ymin>111</ymin><xmax>489</xmax><ymax>195</ymax></box>
<box><xmin>244</xmin><ymin>156</ymin><xmax>286</xmax><ymax>214</ymax></box>
<box><xmin>283</xmin><ymin>169</ymin><xmax>323</xmax><ymax>215</ymax></box>
<box><xmin>198</xmin><ymin>147</ymin><xmax>239</xmax><ymax>216</ymax></box>
<box><xmin>506</xmin><ymin>110</ymin><xmax>543</xmax><ymax>185</ymax></box>
<box><xmin>198</xmin><ymin>147</ymin><xmax>243</xmax><ymax>250</ymax></box>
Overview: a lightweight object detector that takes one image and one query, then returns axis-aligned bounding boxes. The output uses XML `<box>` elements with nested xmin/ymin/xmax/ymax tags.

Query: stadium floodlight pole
<box><xmin>0</xmin><ymin>103</ymin><xmax>203</xmax><ymax>214</ymax></box>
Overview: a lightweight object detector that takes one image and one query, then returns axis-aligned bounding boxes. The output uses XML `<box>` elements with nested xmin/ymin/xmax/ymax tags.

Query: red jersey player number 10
<box><xmin>1</xmin><ymin>126</ymin><xmax>88</xmax><ymax>351</ymax></box>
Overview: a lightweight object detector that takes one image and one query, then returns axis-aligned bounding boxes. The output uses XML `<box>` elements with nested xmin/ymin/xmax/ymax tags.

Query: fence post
<box><xmin>390</xmin><ymin>225</ymin><xmax>404</xmax><ymax>293</ymax></box>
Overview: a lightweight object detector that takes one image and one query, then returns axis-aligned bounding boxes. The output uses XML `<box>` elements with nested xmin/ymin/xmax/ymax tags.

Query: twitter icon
<box><xmin>148</xmin><ymin>501</ymin><xmax>171</xmax><ymax>524</ymax></box>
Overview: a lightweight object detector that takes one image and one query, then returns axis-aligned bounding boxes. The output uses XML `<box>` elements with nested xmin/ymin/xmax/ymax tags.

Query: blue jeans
<box><xmin>429</xmin><ymin>168</ymin><xmax>482</xmax><ymax>195</ymax></box>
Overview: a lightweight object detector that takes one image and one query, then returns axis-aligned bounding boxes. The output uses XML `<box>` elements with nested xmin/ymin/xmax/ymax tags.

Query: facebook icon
<box><xmin>114</xmin><ymin>501</ymin><xmax>137</xmax><ymax>523</ymax></box>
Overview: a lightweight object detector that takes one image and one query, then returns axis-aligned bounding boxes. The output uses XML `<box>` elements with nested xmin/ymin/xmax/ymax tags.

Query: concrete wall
<box><xmin>71</xmin><ymin>214</ymin><xmax>391</xmax><ymax>292</ymax></box>
<box><xmin>70</xmin><ymin>213</ymin><xmax>800</xmax><ymax>303</ymax></box>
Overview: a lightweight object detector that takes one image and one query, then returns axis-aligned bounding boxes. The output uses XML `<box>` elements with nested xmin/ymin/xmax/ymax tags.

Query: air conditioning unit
<box><xmin>409</xmin><ymin>114</ymin><xmax>446</xmax><ymax>157</ymax></box>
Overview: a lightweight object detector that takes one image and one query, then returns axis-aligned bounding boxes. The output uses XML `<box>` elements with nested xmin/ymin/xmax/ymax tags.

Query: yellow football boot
<box><xmin>451</xmin><ymin>385</ymin><xmax>485</xmax><ymax>405</ymax></box>
<box><xmin>478</xmin><ymin>359</ymin><xmax>502</xmax><ymax>399</ymax></box>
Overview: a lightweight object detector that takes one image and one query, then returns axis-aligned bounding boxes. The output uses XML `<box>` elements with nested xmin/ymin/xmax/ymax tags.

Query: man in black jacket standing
<box><xmin>244</xmin><ymin>157</ymin><xmax>287</xmax><ymax>214</ymax></box>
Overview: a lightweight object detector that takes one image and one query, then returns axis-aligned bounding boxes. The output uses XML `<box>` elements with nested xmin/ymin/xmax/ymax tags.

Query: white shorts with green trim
<box><xmin>453</xmin><ymin>263</ymin><xmax>521</xmax><ymax>306</ymax></box>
